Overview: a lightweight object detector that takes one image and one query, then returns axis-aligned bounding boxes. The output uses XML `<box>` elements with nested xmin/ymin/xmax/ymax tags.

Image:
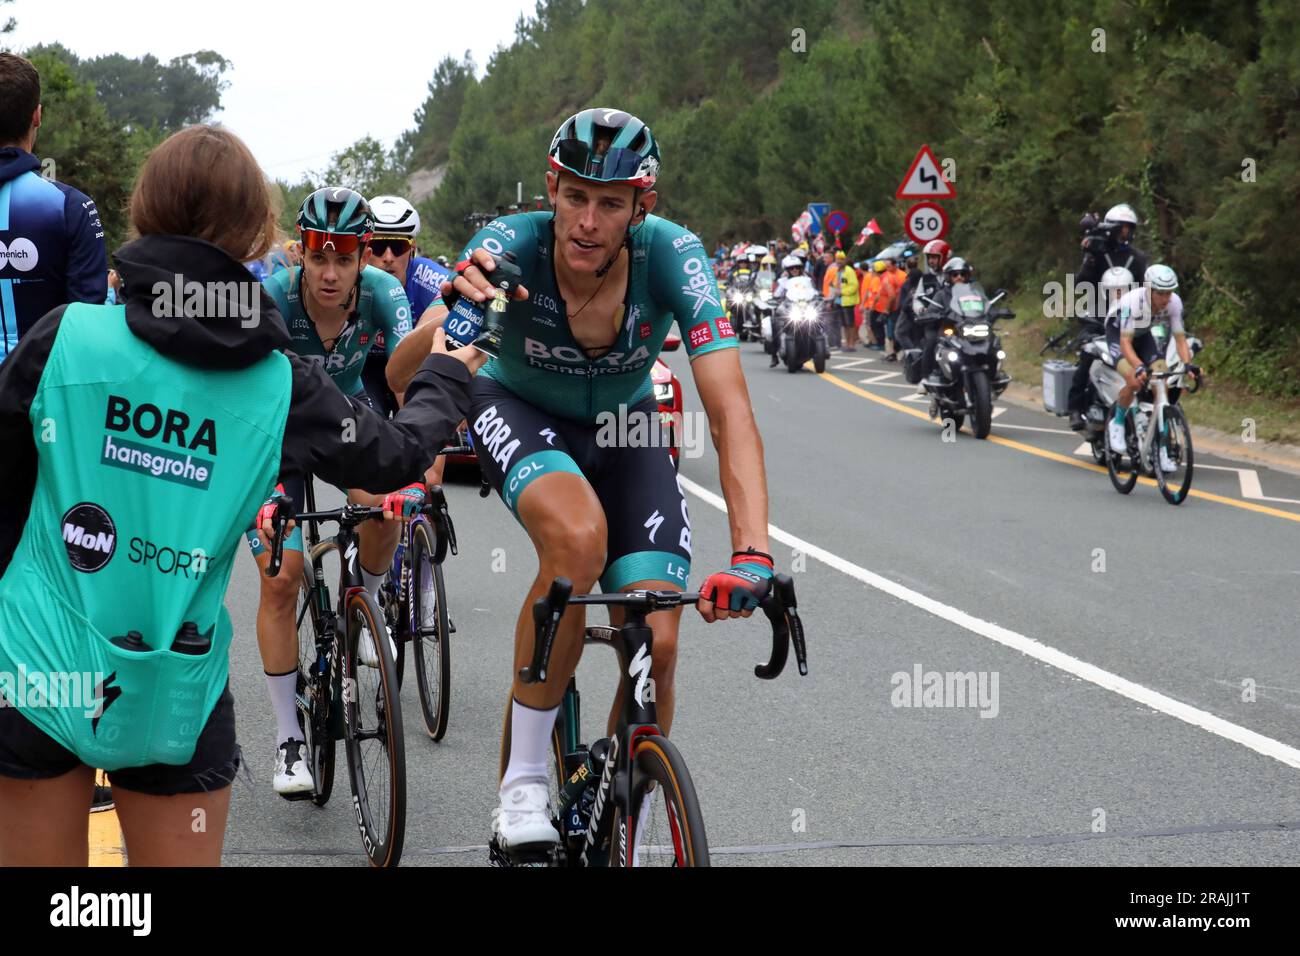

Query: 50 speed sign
<box><xmin>904</xmin><ymin>202</ymin><xmax>949</xmax><ymax>244</ymax></box>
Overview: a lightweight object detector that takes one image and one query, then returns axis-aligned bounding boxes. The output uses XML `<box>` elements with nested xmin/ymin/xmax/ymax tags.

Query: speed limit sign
<box><xmin>904</xmin><ymin>202</ymin><xmax>949</xmax><ymax>244</ymax></box>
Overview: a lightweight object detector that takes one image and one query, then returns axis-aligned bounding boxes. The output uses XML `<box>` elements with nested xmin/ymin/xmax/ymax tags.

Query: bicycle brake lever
<box><xmin>521</xmin><ymin>577</ymin><xmax>572</xmax><ymax>684</ymax></box>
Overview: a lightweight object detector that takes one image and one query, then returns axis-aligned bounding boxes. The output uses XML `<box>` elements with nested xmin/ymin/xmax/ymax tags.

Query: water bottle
<box><xmin>443</xmin><ymin>251</ymin><xmax>524</xmax><ymax>353</ymax></box>
<box><xmin>110</xmin><ymin>630</ymin><xmax>150</xmax><ymax>651</ymax></box>
<box><xmin>170</xmin><ymin>621</ymin><xmax>211</xmax><ymax>656</ymax></box>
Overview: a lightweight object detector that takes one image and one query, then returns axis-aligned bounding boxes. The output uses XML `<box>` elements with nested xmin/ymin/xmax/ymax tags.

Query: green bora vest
<box><xmin>0</xmin><ymin>304</ymin><xmax>292</xmax><ymax>770</ymax></box>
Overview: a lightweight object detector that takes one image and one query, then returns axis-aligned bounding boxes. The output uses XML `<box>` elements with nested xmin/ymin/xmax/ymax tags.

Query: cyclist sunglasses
<box><xmin>300</xmin><ymin>230</ymin><xmax>367</xmax><ymax>255</ymax></box>
<box><xmin>369</xmin><ymin>237</ymin><xmax>414</xmax><ymax>257</ymax></box>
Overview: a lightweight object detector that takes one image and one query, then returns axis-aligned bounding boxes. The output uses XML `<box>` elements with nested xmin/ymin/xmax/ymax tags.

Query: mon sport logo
<box><xmin>99</xmin><ymin>395</ymin><xmax>216</xmax><ymax>490</ymax></box>
<box><xmin>62</xmin><ymin>503</ymin><xmax>116</xmax><ymax>573</ymax></box>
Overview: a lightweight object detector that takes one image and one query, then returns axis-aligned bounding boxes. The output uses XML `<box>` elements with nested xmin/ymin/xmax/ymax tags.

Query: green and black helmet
<box><xmin>548</xmin><ymin>108</ymin><xmax>660</xmax><ymax>189</ymax></box>
<box><xmin>296</xmin><ymin>186</ymin><xmax>374</xmax><ymax>243</ymax></box>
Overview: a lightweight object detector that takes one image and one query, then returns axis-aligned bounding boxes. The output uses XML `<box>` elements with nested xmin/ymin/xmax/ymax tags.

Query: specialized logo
<box><xmin>539</xmin><ymin>428</ymin><xmax>557</xmax><ymax>446</ymax></box>
<box><xmin>644</xmin><ymin>509</ymin><xmax>664</xmax><ymax>544</ymax></box>
<box><xmin>91</xmin><ymin>672</ymin><xmax>121</xmax><ymax>735</ymax></box>
<box><xmin>717</xmin><ymin>317</ymin><xmax>735</xmax><ymax>339</ymax></box>
<box><xmin>101</xmin><ymin>396</ymin><xmax>216</xmax><ymax>489</ymax></box>
<box><xmin>680</xmin><ymin>257</ymin><xmax>719</xmax><ymax>318</ymax></box>
<box><xmin>62</xmin><ymin>502</ymin><xmax>116</xmax><ymax>573</ymax></box>
<box><xmin>0</xmin><ymin>238</ymin><xmax>38</xmax><ymax>272</ymax></box>
<box><xmin>628</xmin><ymin>644</ymin><xmax>653</xmax><ymax>707</ymax></box>
<box><xmin>687</xmin><ymin>323</ymin><xmax>714</xmax><ymax>350</ymax></box>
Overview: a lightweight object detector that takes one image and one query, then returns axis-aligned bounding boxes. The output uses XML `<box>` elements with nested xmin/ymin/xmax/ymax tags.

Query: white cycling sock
<box><xmin>361</xmin><ymin>565</ymin><xmax>387</xmax><ymax>604</ymax></box>
<box><xmin>632</xmin><ymin>789</ymin><xmax>657</xmax><ymax>867</ymax></box>
<box><xmin>266</xmin><ymin>669</ymin><xmax>301</xmax><ymax>746</ymax></box>
<box><xmin>499</xmin><ymin>699</ymin><xmax>559</xmax><ymax>798</ymax></box>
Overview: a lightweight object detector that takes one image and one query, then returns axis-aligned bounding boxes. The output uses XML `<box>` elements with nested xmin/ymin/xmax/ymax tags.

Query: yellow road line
<box><xmin>89</xmin><ymin>770</ymin><xmax>125</xmax><ymax>866</ymax></box>
<box><xmin>817</xmin><ymin>368</ymin><xmax>1300</xmax><ymax>524</ymax></box>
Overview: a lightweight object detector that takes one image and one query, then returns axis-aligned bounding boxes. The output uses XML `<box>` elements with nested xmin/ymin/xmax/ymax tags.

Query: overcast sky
<box><xmin>8</xmin><ymin>0</ymin><xmax>537</xmax><ymax>181</ymax></box>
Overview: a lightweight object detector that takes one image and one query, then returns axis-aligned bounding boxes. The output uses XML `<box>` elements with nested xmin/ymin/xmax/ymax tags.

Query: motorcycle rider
<box><xmin>1067</xmin><ymin>203</ymin><xmax>1149</xmax><ymax>429</ymax></box>
<box><xmin>770</xmin><ymin>253</ymin><xmax>807</xmax><ymax>367</ymax></box>
<box><xmin>915</xmin><ymin>256</ymin><xmax>970</xmax><ymax>384</ymax></box>
<box><xmin>895</xmin><ymin>244</ymin><xmax>933</xmax><ymax>350</ymax></box>
<box><xmin>1105</xmin><ymin>265</ymin><xmax>1199</xmax><ymax>470</ymax></box>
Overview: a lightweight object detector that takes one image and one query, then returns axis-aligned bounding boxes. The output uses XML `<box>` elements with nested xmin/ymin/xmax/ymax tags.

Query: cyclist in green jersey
<box><xmin>248</xmin><ymin>188</ymin><xmax>429</xmax><ymax>797</ymax></box>
<box><xmin>393</xmin><ymin>108</ymin><xmax>776</xmax><ymax>861</ymax></box>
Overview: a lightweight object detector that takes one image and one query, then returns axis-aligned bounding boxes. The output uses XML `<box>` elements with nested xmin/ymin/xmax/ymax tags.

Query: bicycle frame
<box><xmin>555</xmin><ymin>616</ymin><xmax>662</xmax><ymax>866</ymax></box>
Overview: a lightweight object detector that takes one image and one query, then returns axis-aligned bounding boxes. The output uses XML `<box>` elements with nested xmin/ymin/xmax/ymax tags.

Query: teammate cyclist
<box><xmin>390</xmin><ymin>108</ymin><xmax>776</xmax><ymax>862</ymax></box>
<box><xmin>251</xmin><ymin>187</ymin><xmax>427</xmax><ymax>796</ymax></box>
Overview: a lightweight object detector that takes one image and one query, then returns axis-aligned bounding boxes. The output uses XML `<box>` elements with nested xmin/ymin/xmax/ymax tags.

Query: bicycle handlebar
<box><xmin>520</xmin><ymin>573</ymin><xmax>808</xmax><ymax>685</ymax></box>
<box><xmin>263</xmin><ymin>500</ymin><xmax>433</xmax><ymax>578</ymax></box>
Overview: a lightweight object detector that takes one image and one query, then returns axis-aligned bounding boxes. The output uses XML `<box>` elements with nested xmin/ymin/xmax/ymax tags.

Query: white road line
<box><xmin>679</xmin><ymin>475</ymin><xmax>1300</xmax><ymax>772</ymax></box>
<box><xmin>1198</xmin><ymin>464</ymin><xmax>1300</xmax><ymax>506</ymax></box>
<box><xmin>994</xmin><ymin>422</ymin><xmax>1077</xmax><ymax>436</ymax></box>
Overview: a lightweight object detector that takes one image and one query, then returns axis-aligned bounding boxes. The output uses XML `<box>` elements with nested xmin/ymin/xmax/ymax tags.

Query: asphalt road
<box><xmin>219</xmin><ymin>341</ymin><xmax>1300</xmax><ymax>866</ymax></box>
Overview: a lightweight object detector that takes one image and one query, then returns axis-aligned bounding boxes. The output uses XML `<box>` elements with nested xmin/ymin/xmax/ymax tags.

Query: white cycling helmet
<box><xmin>781</xmin><ymin>254</ymin><xmax>802</xmax><ymax>270</ymax></box>
<box><xmin>370</xmin><ymin>195</ymin><xmax>421</xmax><ymax>237</ymax></box>
<box><xmin>1103</xmin><ymin>203</ymin><xmax>1139</xmax><ymax>227</ymax></box>
<box><xmin>1144</xmin><ymin>264</ymin><xmax>1179</xmax><ymax>291</ymax></box>
<box><xmin>1100</xmin><ymin>265</ymin><xmax>1135</xmax><ymax>297</ymax></box>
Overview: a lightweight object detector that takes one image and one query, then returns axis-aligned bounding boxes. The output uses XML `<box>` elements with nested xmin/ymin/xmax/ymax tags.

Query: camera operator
<box><xmin>1066</xmin><ymin>203</ymin><xmax>1149</xmax><ymax>430</ymax></box>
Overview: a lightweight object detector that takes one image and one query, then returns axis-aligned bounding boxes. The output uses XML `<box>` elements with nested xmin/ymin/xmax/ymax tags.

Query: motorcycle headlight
<box><xmin>730</xmin><ymin>290</ymin><xmax>744</xmax><ymax>304</ymax></box>
<box><xmin>966</xmin><ymin>324</ymin><xmax>990</xmax><ymax>338</ymax></box>
<box><xmin>947</xmin><ymin>350</ymin><xmax>960</xmax><ymax>363</ymax></box>
<box><xmin>653</xmin><ymin>381</ymin><xmax>674</xmax><ymax>404</ymax></box>
<box><xmin>996</xmin><ymin>349</ymin><xmax>1007</xmax><ymax>360</ymax></box>
<box><xmin>744</xmin><ymin>292</ymin><xmax>754</xmax><ymax>302</ymax></box>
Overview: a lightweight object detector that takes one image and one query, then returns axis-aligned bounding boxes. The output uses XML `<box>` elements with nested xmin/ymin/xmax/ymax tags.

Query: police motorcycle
<box><xmin>773</xmin><ymin>274</ymin><xmax>831</xmax><ymax>373</ymax></box>
<box><xmin>725</xmin><ymin>263</ymin><xmax>758</xmax><ymax>342</ymax></box>
<box><xmin>909</xmin><ymin>263</ymin><xmax>1014</xmax><ymax>439</ymax></box>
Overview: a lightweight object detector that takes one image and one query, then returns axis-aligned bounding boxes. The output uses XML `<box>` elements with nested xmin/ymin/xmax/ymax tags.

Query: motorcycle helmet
<box><xmin>1144</xmin><ymin>264</ymin><xmax>1179</xmax><ymax>291</ymax></box>
<box><xmin>781</xmin><ymin>253</ymin><xmax>802</xmax><ymax>271</ymax></box>
<box><xmin>548</xmin><ymin>108</ymin><xmax>659</xmax><ymax>188</ymax></box>
<box><xmin>748</xmin><ymin>244</ymin><xmax>769</xmax><ymax>259</ymax></box>
<box><xmin>942</xmin><ymin>257</ymin><xmax>971</xmax><ymax>281</ymax></box>
<box><xmin>1103</xmin><ymin>203</ymin><xmax>1139</xmax><ymax>227</ymax></box>
<box><xmin>922</xmin><ymin>239</ymin><xmax>952</xmax><ymax>260</ymax></box>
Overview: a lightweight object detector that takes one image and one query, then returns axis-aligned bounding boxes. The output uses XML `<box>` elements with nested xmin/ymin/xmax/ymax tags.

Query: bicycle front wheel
<box><xmin>296</xmin><ymin>544</ymin><xmax>336</xmax><ymax>806</ymax></box>
<box><xmin>342</xmin><ymin>590</ymin><xmax>406</xmax><ymax>867</ymax></box>
<box><xmin>615</xmin><ymin>735</ymin><xmax>709</xmax><ymax>868</ymax></box>
<box><xmin>410</xmin><ymin>520</ymin><xmax>451</xmax><ymax>740</ymax></box>
<box><xmin>1156</xmin><ymin>406</ymin><xmax>1194</xmax><ymax>505</ymax></box>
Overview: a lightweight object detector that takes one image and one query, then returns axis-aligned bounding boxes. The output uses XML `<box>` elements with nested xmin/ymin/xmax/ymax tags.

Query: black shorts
<box><xmin>361</xmin><ymin>352</ymin><xmax>399</xmax><ymax>419</ymax></box>
<box><xmin>469</xmin><ymin>376</ymin><xmax>691</xmax><ymax>593</ymax></box>
<box><xmin>0</xmin><ymin>684</ymin><xmax>239</xmax><ymax>795</ymax></box>
<box><xmin>1105</xmin><ymin>326</ymin><xmax>1160</xmax><ymax>371</ymax></box>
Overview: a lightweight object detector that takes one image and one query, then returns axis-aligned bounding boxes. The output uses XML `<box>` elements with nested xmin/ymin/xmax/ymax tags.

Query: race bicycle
<box><xmin>265</xmin><ymin>481</ymin><xmax>407</xmax><ymax>867</ymax></box>
<box><xmin>489</xmin><ymin>575</ymin><xmax>808</xmax><ymax>867</ymax></box>
<box><xmin>1106</xmin><ymin>364</ymin><xmax>1202</xmax><ymax>505</ymax></box>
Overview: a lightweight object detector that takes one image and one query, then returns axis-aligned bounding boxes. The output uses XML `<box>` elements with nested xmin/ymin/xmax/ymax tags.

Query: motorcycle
<box><xmin>772</xmin><ymin>275</ymin><xmax>831</xmax><ymax>373</ymax></box>
<box><xmin>908</xmin><ymin>283</ymin><xmax>1014</xmax><ymax>439</ymax></box>
<box><xmin>725</xmin><ymin>273</ymin><xmax>757</xmax><ymax>341</ymax></box>
<box><xmin>747</xmin><ymin>269</ymin><xmax>777</xmax><ymax>343</ymax></box>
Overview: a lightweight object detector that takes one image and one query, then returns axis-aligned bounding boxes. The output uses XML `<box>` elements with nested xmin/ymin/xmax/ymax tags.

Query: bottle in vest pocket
<box><xmin>444</xmin><ymin>251</ymin><xmax>524</xmax><ymax>354</ymax></box>
<box><xmin>171</xmin><ymin>621</ymin><xmax>212</xmax><ymax>656</ymax></box>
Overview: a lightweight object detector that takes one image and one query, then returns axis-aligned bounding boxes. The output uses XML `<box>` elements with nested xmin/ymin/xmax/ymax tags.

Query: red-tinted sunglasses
<box><xmin>300</xmin><ymin>230</ymin><xmax>368</xmax><ymax>255</ymax></box>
